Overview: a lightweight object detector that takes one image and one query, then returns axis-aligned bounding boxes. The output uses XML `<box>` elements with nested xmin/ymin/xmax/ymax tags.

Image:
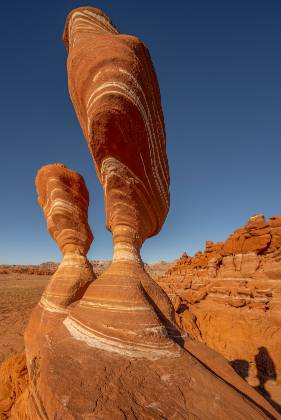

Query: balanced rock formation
<box><xmin>63</xmin><ymin>5</ymin><xmax>180</xmax><ymax>351</ymax></box>
<box><xmin>157</xmin><ymin>214</ymin><xmax>281</xmax><ymax>411</ymax></box>
<box><xmin>19</xmin><ymin>7</ymin><xmax>278</xmax><ymax>418</ymax></box>
<box><xmin>20</xmin><ymin>163</ymin><xmax>96</xmax><ymax>417</ymax></box>
<box><xmin>35</xmin><ymin>163</ymin><xmax>95</xmax><ymax>312</ymax></box>
<box><xmin>7</xmin><ymin>8</ymin><xmax>280</xmax><ymax>419</ymax></box>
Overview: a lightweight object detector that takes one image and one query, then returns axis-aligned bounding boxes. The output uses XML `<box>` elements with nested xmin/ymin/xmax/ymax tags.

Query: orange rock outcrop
<box><xmin>157</xmin><ymin>214</ymin><xmax>281</xmax><ymax>411</ymax></box>
<box><xmin>3</xmin><ymin>8</ymin><xmax>279</xmax><ymax>419</ymax></box>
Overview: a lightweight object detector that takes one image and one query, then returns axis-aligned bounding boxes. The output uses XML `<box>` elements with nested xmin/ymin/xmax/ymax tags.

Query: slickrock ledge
<box><xmin>2</xmin><ymin>8</ymin><xmax>279</xmax><ymax>419</ymax></box>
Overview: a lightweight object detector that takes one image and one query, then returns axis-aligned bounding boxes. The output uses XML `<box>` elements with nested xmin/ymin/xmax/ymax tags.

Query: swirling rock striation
<box><xmin>28</xmin><ymin>7</ymin><xmax>279</xmax><ymax>418</ymax></box>
<box><xmin>22</xmin><ymin>164</ymin><xmax>96</xmax><ymax>417</ymax></box>
<box><xmin>35</xmin><ymin>163</ymin><xmax>95</xmax><ymax>312</ymax></box>
<box><xmin>63</xmin><ymin>6</ymin><xmax>180</xmax><ymax>358</ymax></box>
<box><xmin>63</xmin><ymin>6</ymin><xmax>169</xmax><ymax>241</ymax></box>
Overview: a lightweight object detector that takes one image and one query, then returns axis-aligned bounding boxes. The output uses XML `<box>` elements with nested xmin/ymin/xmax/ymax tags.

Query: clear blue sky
<box><xmin>0</xmin><ymin>1</ymin><xmax>280</xmax><ymax>264</ymax></box>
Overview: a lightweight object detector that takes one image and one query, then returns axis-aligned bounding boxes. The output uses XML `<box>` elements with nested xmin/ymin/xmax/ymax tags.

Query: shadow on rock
<box><xmin>231</xmin><ymin>347</ymin><xmax>281</xmax><ymax>415</ymax></box>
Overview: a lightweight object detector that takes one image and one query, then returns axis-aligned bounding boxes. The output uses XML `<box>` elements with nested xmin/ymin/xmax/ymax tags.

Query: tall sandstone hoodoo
<box><xmin>63</xmin><ymin>5</ymin><xmax>179</xmax><ymax>357</ymax></box>
<box><xmin>157</xmin><ymin>214</ymin><xmax>281</xmax><ymax>411</ymax></box>
<box><xmin>4</xmin><ymin>7</ymin><xmax>280</xmax><ymax>419</ymax></box>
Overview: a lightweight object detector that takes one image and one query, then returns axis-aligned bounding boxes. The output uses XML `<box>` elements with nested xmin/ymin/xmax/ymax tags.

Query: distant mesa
<box><xmin>0</xmin><ymin>260</ymin><xmax>167</xmax><ymax>280</ymax></box>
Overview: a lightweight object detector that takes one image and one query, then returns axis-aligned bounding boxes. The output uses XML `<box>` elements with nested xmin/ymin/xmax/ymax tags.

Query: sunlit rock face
<box><xmin>157</xmin><ymin>214</ymin><xmax>281</xmax><ymax>410</ymax></box>
<box><xmin>63</xmin><ymin>7</ymin><xmax>169</xmax><ymax>242</ymax></box>
<box><xmin>20</xmin><ymin>163</ymin><xmax>97</xmax><ymax>418</ymax></box>
<box><xmin>49</xmin><ymin>8</ymin><xmax>279</xmax><ymax>418</ymax></box>
<box><xmin>35</xmin><ymin>163</ymin><xmax>95</xmax><ymax>311</ymax></box>
<box><xmin>63</xmin><ymin>6</ymin><xmax>179</xmax><ymax>354</ymax></box>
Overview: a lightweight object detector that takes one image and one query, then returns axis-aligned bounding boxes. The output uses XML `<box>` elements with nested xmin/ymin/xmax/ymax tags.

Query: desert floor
<box><xmin>1</xmin><ymin>272</ymin><xmax>280</xmax><ymax>414</ymax></box>
<box><xmin>0</xmin><ymin>273</ymin><xmax>49</xmax><ymax>362</ymax></box>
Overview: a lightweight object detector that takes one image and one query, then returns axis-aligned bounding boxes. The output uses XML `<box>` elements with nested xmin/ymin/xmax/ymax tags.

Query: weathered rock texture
<box><xmin>7</xmin><ymin>8</ymin><xmax>280</xmax><ymax>419</ymax></box>
<box><xmin>18</xmin><ymin>163</ymin><xmax>97</xmax><ymax>418</ymax></box>
<box><xmin>35</xmin><ymin>163</ymin><xmax>95</xmax><ymax>312</ymax></box>
<box><xmin>0</xmin><ymin>353</ymin><xmax>28</xmax><ymax>419</ymax></box>
<box><xmin>157</xmin><ymin>214</ymin><xmax>281</xmax><ymax>412</ymax></box>
<box><xmin>64</xmin><ymin>7</ymin><xmax>170</xmax><ymax>244</ymax></box>
<box><xmin>63</xmin><ymin>6</ymin><xmax>181</xmax><ymax>359</ymax></box>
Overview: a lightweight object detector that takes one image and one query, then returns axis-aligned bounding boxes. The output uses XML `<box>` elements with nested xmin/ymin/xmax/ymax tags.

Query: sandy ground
<box><xmin>0</xmin><ymin>273</ymin><xmax>49</xmax><ymax>363</ymax></box>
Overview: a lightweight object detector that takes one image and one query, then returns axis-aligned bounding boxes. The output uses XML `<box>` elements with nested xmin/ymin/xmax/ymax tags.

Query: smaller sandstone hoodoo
<box><xmin>35</xmin><ymin>163</ymin><xmax>95</xmax><ymax>313</ymax></box>
<box><xmin>8</xmin><ymin>163</ymin><xmax>96</xmax><ymax>418</ymax></box>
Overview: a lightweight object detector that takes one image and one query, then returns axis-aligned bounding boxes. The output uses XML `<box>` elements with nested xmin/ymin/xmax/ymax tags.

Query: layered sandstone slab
<box><xmin>157</xmin><ymin>214</ymin><xmax>281</xmax><ymax>412</ymax></box>
<box><xmin>19</xmin><ymin>324</ymin><xmax>280</xmax><ymax>419</ymax></box>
